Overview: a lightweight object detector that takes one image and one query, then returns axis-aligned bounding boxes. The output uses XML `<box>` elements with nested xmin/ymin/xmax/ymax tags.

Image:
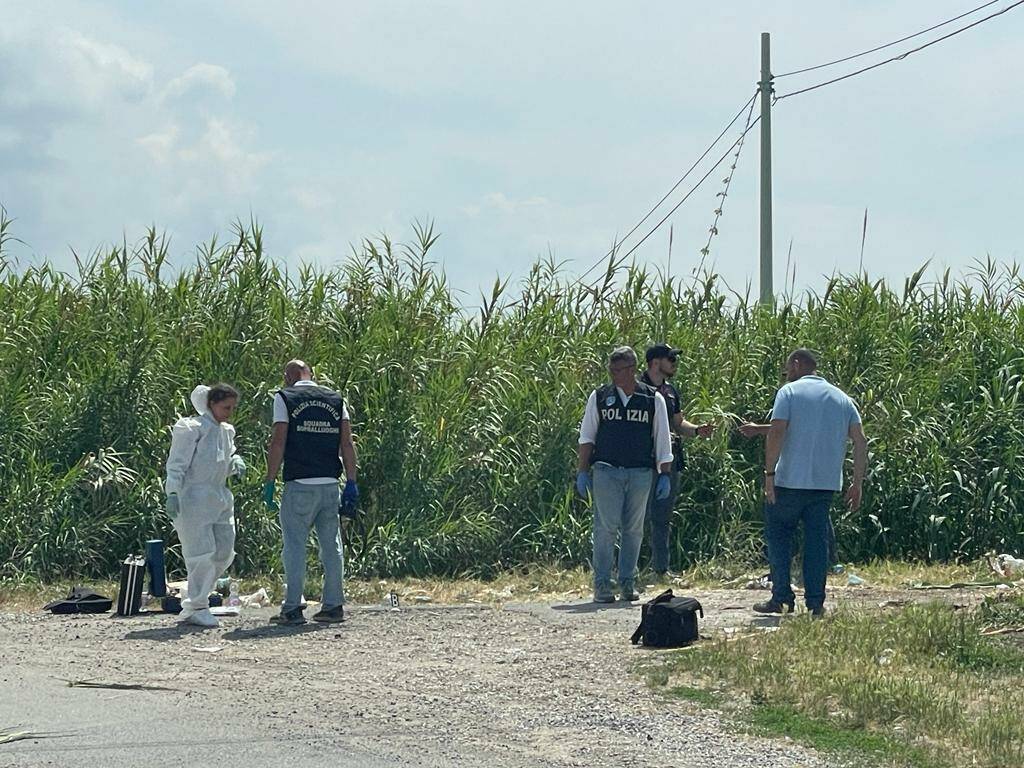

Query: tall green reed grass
<box><xmin>1</xmin><ymin>213</ymin><xmax>1023</xmax><ymax>580</ymax></box>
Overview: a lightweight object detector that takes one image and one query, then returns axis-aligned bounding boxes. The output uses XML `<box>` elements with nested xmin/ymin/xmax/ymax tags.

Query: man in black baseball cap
<box><xmin>641</xmin><ymin>343</ymin><xmax>715</xmax><ymax>578</ymax></box>
<box><xmin>645</xmin><ymin>343</ymin><xmax>681</xmax><ymax>365</ymax></box>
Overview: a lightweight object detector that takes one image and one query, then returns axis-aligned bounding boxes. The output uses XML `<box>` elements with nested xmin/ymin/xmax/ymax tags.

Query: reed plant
<box><xmin>2</xmin><ymin>212</ymin><xmax>1022</xmax><ymax>580</ymax></box>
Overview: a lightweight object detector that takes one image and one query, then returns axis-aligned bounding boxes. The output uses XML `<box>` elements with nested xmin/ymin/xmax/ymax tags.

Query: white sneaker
<box><xmin>183</xmin><ymin>608</ymin><xmax>219</xmax><ymax>628</ymax></box>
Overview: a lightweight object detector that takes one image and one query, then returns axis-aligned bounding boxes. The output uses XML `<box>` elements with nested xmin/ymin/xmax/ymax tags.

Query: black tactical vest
<box><xmin>592</xmin><ymin>382</ymin><xmax>657</xmax><ymax>469</ymax></box>
<box><xmin>278</xmin><ymin>384</ymin><xmax>344</xmax><ymax>481</ymax></box>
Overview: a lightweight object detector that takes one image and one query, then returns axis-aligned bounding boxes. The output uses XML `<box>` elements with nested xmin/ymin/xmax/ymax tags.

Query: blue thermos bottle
<box><xmin>145</xmin><ymin>539</ymin><xmax>167</xmax><ymax>597</ymax></box>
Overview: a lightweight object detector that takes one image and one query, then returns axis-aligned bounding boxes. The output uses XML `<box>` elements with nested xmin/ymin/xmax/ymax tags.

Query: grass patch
<box><xmin>845</xmin><ymin>558</ymin><xmax>999</xmax><ymax>589</ymax></box>
<box><xmin>669</xmin><ymin>685</ymin><xmax>722</xmax><ymax>708</ymax></box>
<box><xmin>749</xmin><ymin>705</ymin><xmax>941</xmax><ymax>768</ymax></box>
<box><xmin>664</xmin><ymin>601</ymin><xmax>1024</xmax><ymax>768</ymax></box>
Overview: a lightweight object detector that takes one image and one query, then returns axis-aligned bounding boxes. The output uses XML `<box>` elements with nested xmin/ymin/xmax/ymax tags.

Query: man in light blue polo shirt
<box><xmin>754</xmin><ymin>348</ymin><xmax>867</xmax><ymax>617</ymax></box>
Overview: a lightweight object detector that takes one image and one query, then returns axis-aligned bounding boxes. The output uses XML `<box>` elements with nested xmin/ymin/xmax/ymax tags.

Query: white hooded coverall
<box><xmin>164</xmin><ymin>385</ymin><xmax>238</xmax><ymax>614</ymax></box>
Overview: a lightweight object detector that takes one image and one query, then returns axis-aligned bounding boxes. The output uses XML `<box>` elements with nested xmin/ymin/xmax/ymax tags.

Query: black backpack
<box><xmin>630</xmin><ymin>589</ymin><xmax>703</xmax><ymax>648</ymax></box>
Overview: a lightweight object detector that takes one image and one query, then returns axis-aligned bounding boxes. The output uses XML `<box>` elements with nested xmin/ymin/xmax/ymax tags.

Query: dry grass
<box><xmin>659</xmin><ymin>595</ymin><xmax>1024</xmax><ymax>768</ymax></box>
<box><xmin>2</xmin><ymin>559</ymin><xmax>1009</xmax><ymax>613</ymax></box>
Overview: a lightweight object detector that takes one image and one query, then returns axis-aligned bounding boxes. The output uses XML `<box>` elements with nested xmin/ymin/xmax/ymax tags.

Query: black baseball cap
<box><xmin>645</xmin><ymin>343</ymin><xmax>681</xmax><ymax>363</ymax></box>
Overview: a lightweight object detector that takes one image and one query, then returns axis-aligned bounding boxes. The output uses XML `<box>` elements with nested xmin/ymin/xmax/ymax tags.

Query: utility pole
<box><xmin>759</xmin><ymin>32</ymin><xmax>774</xmax><ymax>305</ymax></box>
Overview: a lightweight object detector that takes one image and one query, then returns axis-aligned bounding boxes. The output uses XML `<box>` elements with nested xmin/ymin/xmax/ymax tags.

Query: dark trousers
<box><xmin>764</xmin><ymin>487</ymin><xmax>833</xmax><ymax>609</ymax></box>
<box><xmin>646</xmin><ymin>470</ymin><xmax>679</xmax><ymax>573</ymax></box>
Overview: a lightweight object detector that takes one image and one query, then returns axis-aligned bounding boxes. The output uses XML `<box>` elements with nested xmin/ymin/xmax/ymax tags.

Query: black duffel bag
<box><xmin>44</xmin><ymin>586</ymin><xmax>113</xmax><ymax>615</ymax></box>
<box><xmin>630</xmin><ymin>589</ymin><xmax>703</xmax><ymax>648</ymax></box>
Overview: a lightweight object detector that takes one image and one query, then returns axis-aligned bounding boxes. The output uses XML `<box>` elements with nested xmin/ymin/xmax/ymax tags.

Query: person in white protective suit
<box><xmin>164</xmin><ymin>383</ymin><xmax>246</xmax><ymax>628</ymax></box>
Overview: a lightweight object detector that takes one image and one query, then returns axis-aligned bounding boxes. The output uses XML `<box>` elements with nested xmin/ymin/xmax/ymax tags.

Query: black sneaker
<box><xmin>620</xmin><ymin>583</ymin><xmax>640</xmax><ymax>602</ymax></box>
<box><xmin>270</xmin><ymin>608</ymin><xmax>306</xmax><ymax>626</ymax></box>
<box><xmin>752</xmin><ymin>599</ymin><xmax>795</xmax><ymax>614</ymax></box>
<box><xmin>312</xmin><ymin>605</ymin><xmax>345</xmax><ymax>623</ymax></box>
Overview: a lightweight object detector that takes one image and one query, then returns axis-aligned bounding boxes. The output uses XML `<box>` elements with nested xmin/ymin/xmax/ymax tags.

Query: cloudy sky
<box><xmin>1</xmin><ymin>1</ymin><xmax>1020</xmax><ymax>302</ymax></box>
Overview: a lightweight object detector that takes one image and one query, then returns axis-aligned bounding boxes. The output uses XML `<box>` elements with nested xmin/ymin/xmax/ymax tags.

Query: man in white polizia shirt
<box><xmin>576</xmin><ymin>346</ymin><xmax>673</xmax><ymax>603</ymax></box>
<box><xmin>263</xmin><ymin>359</ymin><xmax>358</xmax><ymax>626</ymax></box>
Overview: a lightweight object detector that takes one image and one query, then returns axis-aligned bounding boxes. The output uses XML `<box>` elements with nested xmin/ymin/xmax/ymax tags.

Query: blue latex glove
<box><xmin>165</xmin><ymin>493</ymin><xmax>180</xmax><ymax>520</ymax></box>
<box><xmin>230</xmin><ymin>455</ymin><xmax>247</xmax><ymax>479</ymax></box>
<box><xmin>342</xmin><ymin>479</ymin><xmax>359</xmax><ymax>506</ymax></box>
<box><xmin>575</xmin><ymin>470</ymin><xmax>592</xmax><ymax>498</ymax></box>
<box><xmin>263</xmin><ymin>480</ymin><xmax>279</xmax><ymax>512</ymax></box>
<box><xmin>655</xmin><ymin>473</ymin><xmax>671</xmax><ymax>500</ymax></box>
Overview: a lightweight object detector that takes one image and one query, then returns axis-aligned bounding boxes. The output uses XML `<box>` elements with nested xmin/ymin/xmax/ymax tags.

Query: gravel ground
<box><xmin>0</xmin><ymin>584</ymin><xmax>963</xmax><ymax>767</ymax></box>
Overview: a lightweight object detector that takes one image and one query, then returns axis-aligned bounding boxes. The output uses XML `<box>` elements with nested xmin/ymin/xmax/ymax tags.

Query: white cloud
<box><xmin>136</xmin><ymin>125</ymin><xmax>180</xmax><ymax>163</ymax></box>
<box><xmin>58</xmin><ymin>29</ymin><xmax>154</xmax><ymax>103</ymax></box>
<box><xmin>164</xmin><ymin>63</ymin><xmax>236</xmax><ymax>101</ymax></box>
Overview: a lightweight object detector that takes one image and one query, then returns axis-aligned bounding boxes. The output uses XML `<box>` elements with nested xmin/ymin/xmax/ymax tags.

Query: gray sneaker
<box><xmin>620</xmin><ymin>582</ymin><xmax>640</xmax><ymax>602</ymax></box>
<box><xmin>593</xmin><ymin>581</ymin><xmax>614</xmax><ymax>606</ymax></box>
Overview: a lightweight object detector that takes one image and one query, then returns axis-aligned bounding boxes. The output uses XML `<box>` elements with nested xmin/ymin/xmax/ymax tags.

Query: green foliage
<box><xmin>2</xmin><ymin>213</ymin><xmax>1024</xmax><ymax>579</ymax></box>
<box><xmin>748</xmin><ymin>705</ymin><xmax>943</xmax><ymax>768</ymax></box>
<box><xmin>665</xmin><ymin>603</ymin><xmax>1024</xmax><ymax>768</ymax></box>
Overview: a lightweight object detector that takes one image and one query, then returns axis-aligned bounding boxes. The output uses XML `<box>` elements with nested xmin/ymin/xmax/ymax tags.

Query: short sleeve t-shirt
<box><xmin>772</xmin><ymin>375</ymin><xmax>861</xmax><ymax>491</ymax></box>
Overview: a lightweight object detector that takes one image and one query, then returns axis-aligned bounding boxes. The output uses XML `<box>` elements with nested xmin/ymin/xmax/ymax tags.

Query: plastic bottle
<box><xmin>226</xmin><ymin>581</ymin><xmax>241</xmax><ymax>608</ymax></box>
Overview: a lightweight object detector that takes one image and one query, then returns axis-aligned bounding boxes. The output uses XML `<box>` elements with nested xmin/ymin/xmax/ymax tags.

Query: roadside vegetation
<box><xmin>654</xmin><ymin>591</ymin><xmax>1024</xmax><ymax>768</ymax></box>
<box><xmin>2</xmin><ymin>211</ymin><xmax>1024</xmax><ymax>581</ymax></box>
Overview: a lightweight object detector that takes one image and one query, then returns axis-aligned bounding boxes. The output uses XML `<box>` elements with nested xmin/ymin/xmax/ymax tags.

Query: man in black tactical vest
<box><xmin>641</xmin><ymin>343</ymin><xmax>716</xmax><ymax>578</ymax></box>
<box><xmin>263</xmin><ymin>359</ymin><xmax>359</xmax><ymax>625</ymax></box>
<box><xmin>576</xmin><ymin>346</ymin><xmax>674</xmax><ymax>603</ymax></box>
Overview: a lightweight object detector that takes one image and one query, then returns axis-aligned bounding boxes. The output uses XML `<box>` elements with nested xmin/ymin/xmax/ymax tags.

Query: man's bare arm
<box><xmin>265</xmin><ymin>422</ymin><xmax>288</xmax><ymax>481</ymax></box>
<box><xmin>340</xmin><ymin>421</ymin><xmax>358</xmax><ymax>481</ymax></box>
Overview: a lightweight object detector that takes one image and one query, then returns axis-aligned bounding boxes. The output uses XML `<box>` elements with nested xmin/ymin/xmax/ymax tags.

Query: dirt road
<box><xmin>0</xmin><ymin>588</ymin><xmax>882</xmax><ymax>767</ymax></box>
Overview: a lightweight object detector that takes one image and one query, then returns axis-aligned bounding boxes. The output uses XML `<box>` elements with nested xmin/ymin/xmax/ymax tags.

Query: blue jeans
<box><xmin>591</xmin><ymin>464</ymin><xmax>653</xmax><ymax>592</ymax></box>
<box><xmin>279</xmin><ymin>481</ymin><xmax>344</xmax><ymax>612</ymax></box>
<box><xmin>764</xmin><ymin>487</ymin><xmax>833</xmax><ymax>609</ymax></box>
<box><xmin>646</xmin><ymin>470</ymin><xmax>679</xmax><ymax>573</ymax></box>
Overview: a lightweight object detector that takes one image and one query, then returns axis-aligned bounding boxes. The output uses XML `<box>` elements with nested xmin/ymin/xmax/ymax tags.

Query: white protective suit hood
<box><xmin>190</xmin><ymin>384</ymin><xmax>211</xmax><ymax>416</ymax></box>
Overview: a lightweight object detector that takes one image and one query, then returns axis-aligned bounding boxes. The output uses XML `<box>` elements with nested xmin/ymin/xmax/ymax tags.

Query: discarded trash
<box><xmin>877</xmin><ymin>648</ymin><xmax>894</xmax><ymax>666</ymax></box>
<box><xmin>878</xmin><ymin>599</ymin><xmax>907</xmax><ymax>609</ymax></box>
<box><xmin>209</xmin><ymin>606</ymin><xmax>239</xmax><ymax>617</ymax></box>
<box><xmin>0</xmin><ymin>727</ymin><xmax>66</xmax><ymax>745</ymax></box>
<box><xmin>847</xmin><ymin>574</ymin><xmax>866</xmax><ymax>586</ymax></box>
<box><xmin>992</xmin><ymin>554</ymin><xmax>1024</xmax><ymax>578</ymax></box>
<box><xmin>831</xmin><ymin>563</ymin><xmax>846</xmax><ymax>575</ymax></box>
<box><xmin>911</xmin><ymin>580</ymin><xmax>1003</xmax><ymax>590</ymax></box>
<box><xmin>226</xmin><ymin>582</ymin><xmax>241</xmax><ymax>608</ymax></box>
<box><xmin>413</xmin><ymin>595</ymin><xmax>433</xmax><ymax>603</ymax></box>
<box><xmin>192</xmin><ymin>645</ymin><xmax>224</xmax><ymax>654</ymax></box>
<box><xmin>240</xmin><ymin>587</ymin><xmax>272</xmax><ymax>608</ymax></box>
<box><xmin>996</xmin><ymin>583</ymin><xmax>1011</xmax><ymax>592</ymax></box>
<box><xmin>744</xmin><ymin>574</ymin><xmax>770</xmax><ymax>590</ymax></box>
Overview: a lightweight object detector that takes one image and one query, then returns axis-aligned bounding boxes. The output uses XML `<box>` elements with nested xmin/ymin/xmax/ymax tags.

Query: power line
<box><xmin>776</xmin><ymin>0</ymin><xmax>1024</xmax><ymax>102</ymax></box>
<box><xmin>582</xmin><ymin>112</ymin><xmax>763</xmax><ymax>289</ymax></box>
<box><xmin>697</xmin><ymin>93</ymin><xmax>758</xmax><ymax>271</ymax></box>
<box><xmin>571</xmin><ymin>91</ymin><xmax>758</xmax><ymax>286</ymax></box>
<box><xmin>776</xmin><ymin>0</ymin><xmax>1003</xmax><ymax>78</ymax></box>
